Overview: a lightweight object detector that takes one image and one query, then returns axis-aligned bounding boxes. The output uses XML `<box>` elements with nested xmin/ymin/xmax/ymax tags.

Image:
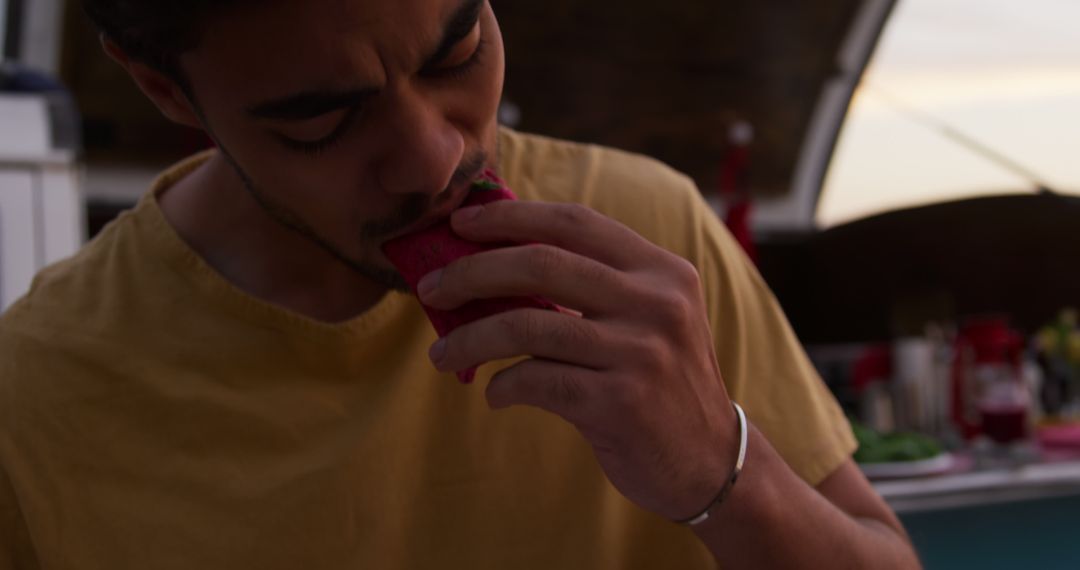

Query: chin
<box><xmin>367</xmin><ymin>253</ymin><xmax>413</xmax><ymax>292</ymax></box>
<box><xmin>360</xmin><ymin>262</ymin><xmax>412</xmax><ymax>293</ymax></box>
<box><xmin>383</xmin><ymin>274</ymin><xmax>413</xmax><ymax>293</ymax></box>
<box><xmin>332</xmin><ymin>245</ymin><xmax>411</xmax><ymax>292</ymax></box>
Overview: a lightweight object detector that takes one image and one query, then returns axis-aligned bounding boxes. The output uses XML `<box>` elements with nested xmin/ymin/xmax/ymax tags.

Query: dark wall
<box><xmin>759</xmin><ymin>193</ymin><xmax>1080</xmax><ymax>343</ymax></box>
<box><xmin>496</xmin><ymin>0</ymin><xmax>861</xmax><ymax>196</ymax></box>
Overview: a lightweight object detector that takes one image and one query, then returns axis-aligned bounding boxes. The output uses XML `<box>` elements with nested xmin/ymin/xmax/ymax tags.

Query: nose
<box><xmin>371</xmin><ymin>88</ymin><xmax>464</xmax><ymax>197</ymax></box>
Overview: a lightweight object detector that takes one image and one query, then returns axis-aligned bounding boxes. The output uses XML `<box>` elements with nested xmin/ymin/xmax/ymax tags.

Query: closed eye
<box><xmin>277</xmin><ymin>106</ymin><xmax>361</xmax><ymax>156</ymax></box>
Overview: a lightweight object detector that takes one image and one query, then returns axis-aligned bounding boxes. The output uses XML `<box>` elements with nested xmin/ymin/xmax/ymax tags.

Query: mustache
<box><xmin>359</xmin><ymin>152</ymin><xmax>489</xmax><ymax>240</ymax></box>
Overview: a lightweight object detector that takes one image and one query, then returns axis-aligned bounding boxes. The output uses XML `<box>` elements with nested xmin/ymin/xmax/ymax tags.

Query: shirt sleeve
<box><xmin>0</xmin><ymin>466</ymin><xmax>37</xmax><ymax>570</ymax></box>
<box><xmin>0</xmin><ymin>323</ymin><xmax>39</xmax><ymax>569</ymax></box>
<box><xmin>678</xmin><ymin>183</ymin><xmax>857</xmax><ymax>486</ymax></box>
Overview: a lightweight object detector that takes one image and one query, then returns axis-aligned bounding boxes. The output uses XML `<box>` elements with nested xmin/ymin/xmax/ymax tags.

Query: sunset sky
<box><xmin>817</xmin><ymin>0</ymin><xmax>1080</xmax><ymax>227</ymax></box>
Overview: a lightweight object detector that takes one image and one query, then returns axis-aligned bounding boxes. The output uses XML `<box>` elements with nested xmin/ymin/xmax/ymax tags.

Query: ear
<box><xmin>101</xmin><ymin>35</ymin><xmax>204</xmax><ymax>129</ymax></box>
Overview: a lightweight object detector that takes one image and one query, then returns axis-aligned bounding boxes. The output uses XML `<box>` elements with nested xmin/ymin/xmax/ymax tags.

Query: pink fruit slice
<box><xmin>382</xmin><ymin>169</ymin><xmax>558</xmax><ymax>383</ymax></box>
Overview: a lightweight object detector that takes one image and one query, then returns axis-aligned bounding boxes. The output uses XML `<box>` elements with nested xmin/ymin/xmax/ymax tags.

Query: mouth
<box><xmin>371</xmin><ymin>148</ymin><xmax>491</xmax><ymax>245</ymax></box>
<box><xmin>381</xmin><ymin>180</ymin><xmax>477</xmax><ymax>242</ymax></box>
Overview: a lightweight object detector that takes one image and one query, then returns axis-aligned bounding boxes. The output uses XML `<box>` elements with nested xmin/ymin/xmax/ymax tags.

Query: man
<box><xmin>0</xmin><ymin>0</ymin><xmax>921</xmax><ymax>567</ymax></box>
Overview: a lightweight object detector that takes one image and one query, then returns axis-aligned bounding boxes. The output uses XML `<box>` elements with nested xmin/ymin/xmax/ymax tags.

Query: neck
<box><xmin>157</xmin><ymin>152</ymin><xmax>390</xmax><ymax>323</ymax></box>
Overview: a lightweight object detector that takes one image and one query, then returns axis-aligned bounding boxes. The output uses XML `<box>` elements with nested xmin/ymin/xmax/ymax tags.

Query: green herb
<box><xmin>851</xmin><ymin>419</ymin><xmax>943</xmax><ymax>464</ymax></box>
<box><xmin>472</xmin><ymin>180</ymin><xmax>501</xmax><ymax>191</ymax></box>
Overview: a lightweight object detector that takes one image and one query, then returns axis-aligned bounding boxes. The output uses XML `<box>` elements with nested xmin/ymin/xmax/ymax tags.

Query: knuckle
<box><xmin>551</xmin><ymin>315</ymin><xmax>598</xmax><ymax>348</ymax></box>
<box><xmin>583</xmin><ymin>259</ymin><xmax>618</xmax><ymax>287</ymax></box>
<box><xmin>547</xmin><ymin>371</ymin><xmax>584</xmax><ymax>408</ymax></box>
<box><xmin>556</xmin><ymin>203</ymin><xmax>594</xmax><ymax>226</ymax></box>
<box><xmin>574</xmin><ymin>317</ymin><xmax>602</xmax><ymax>345</ymax></box>
<box><xmin>671</xmin><ymin>257</ymin><xmax>702</xmax><ymax>291</ymax></box>
<box><xmin>527</xmin><ymin>245</ymin><xmax>563</xmax><ymax>280</ymax></box>
<box><xmin>443</xmin><ymin>254</ymin><xmax>476</xmax><ymax>291</ymax></box>
<box><xmin>653</xmin><ymin>290</ymin><xmax>694</xmax><ymax>328</ymax></box>
<box><xmin>503</xmin><ymin>310</ymin><xmax>542</xmax><ymax>345</ymax></box>
<box><xmin>631</xmin><ymin>333</ymin><xmax>670</xmax><ymax>374</ymax></box>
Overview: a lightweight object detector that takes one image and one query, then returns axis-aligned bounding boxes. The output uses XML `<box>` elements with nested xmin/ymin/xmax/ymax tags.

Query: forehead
<box><xmin>183</xmin><ymin>0</ymin><xmax>462</xmax><ymax>109</ymax></box>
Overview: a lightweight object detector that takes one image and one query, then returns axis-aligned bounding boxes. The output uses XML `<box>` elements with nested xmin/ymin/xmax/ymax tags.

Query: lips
<box><xmin>380</xmin><ymin>180</ymin><xmax>475</xmax><ymax>242</ymax></box>
<box><xmin>381</xmin><ymin>169</ymin><xmax>559</xmax><ymax>383</ymax></box>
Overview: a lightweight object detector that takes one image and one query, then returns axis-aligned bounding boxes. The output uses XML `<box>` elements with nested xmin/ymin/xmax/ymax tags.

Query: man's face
<box><xmin>179</xmin><ymin>0</ymin><xmax>505</xmax><ymax>285</ymax></box>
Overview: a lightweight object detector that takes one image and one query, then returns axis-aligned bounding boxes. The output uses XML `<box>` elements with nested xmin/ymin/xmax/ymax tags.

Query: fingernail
<box><xmin>453</xmin><ymin>206</ymin><xmax>482</xmax><ymax>224</ymax></box>
<box><xmin>417</xmin><ymin>269</ymin><xmax>442</xmax><ymax>299</ymax></box>
<box><xmin>429</xmin><ymin>338</ymin><xmax>447</xmax><ymax>365</ymax></box>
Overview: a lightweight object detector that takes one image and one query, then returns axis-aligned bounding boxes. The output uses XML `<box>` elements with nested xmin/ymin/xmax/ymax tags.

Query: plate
<box><xmin>859</xmin><ymin>452</ymin><xmax>955</xmax><ymax>480</ymax></box>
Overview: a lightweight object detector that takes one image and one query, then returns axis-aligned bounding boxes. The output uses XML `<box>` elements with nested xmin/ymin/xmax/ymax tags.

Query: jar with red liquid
<box><xmin>978</xmin><ymin>376</ymin><xmax>1031</xmax><ymax>445</ymax></box>
<box><xmin>952</xmin><ymin>317</ymin><xmax>1032</xmax><ymax>445</ymax></box>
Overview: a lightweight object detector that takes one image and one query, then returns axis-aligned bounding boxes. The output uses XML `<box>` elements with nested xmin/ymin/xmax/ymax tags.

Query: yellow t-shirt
<box><xmin>0</xmin><ymin>128</ymin><xmax>855</xmax><ymax>569</ymax></box>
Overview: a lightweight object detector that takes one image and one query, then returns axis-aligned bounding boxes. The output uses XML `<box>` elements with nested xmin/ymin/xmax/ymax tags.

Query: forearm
<box><xmin>691</xmin><ymin>426</ymin><xmax>922</xmax><ymax>569</ymax></box>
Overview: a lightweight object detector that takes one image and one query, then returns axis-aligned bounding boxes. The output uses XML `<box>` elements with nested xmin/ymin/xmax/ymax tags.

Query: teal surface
<box><xmin>900</xmin><ymin>494</ymin><xmax>1080</xmax><ymax>569</ymax></box>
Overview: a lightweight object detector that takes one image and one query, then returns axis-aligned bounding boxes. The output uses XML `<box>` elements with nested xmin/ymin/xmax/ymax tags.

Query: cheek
<box><xmin>264</xmin><ymin>162</ymin><xmax>369</xmax><ymax>233</ymax></box>
<box><xmin>202</xmin><ymin>122</ymin><xmax>366</xmax><ymax>228</ymax></box>
<box><xmin>446</xmin><ymin>66</ymin><xmax>503</xmax><ymax>164</ymax></box>
<box><xmin>214</xmin><ymin>125</ymin><xmax>369</xmax><ymax>235</ymax></box>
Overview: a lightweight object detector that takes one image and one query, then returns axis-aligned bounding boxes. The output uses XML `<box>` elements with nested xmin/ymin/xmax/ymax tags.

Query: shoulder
<box><xmin>5</xmin><ymin>151</ymin><xmax>202</xmax><ymax>334</ymax></box>
<box><xmin>497</xmin><ymin>128</ymin><xmax>712</xmax><ymax>256</ymax></box>
<box><xmin>2</xmin><ymin>209</ymin><xmax>140</xmax><ymax>337</ymax></box>
<box><xmin>0</xmin><ymin>214</ymin><xmax>142</xmax><ymax>437</ymax></box>
<box><xmin>0</xmin><ymin>203</ymin><xmax>152</xmax><ymax>403</ymax></box>
<box><xmin>499</xmin><ymin>127</ymin><xmax>698</xmax><ymax>203</ymax></box>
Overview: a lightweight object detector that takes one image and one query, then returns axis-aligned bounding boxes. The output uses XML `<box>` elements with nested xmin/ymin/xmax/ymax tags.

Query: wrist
<box><xmin>672</xmin><ymin>402</ymin><xmax>748</xmax><ymax>525</ymax></box>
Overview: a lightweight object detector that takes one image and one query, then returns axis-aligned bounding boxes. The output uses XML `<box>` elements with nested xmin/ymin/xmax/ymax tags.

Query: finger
<box><xmin>431</xmin><ymin>308</ymin><xmax>616</xmax><ymax>373</ymax></box>
<box><xmin>485</xmin><ymin>357</ymin><xmax>602</xmax><ymax>425</ymax></box>
<box><xmin>558</xmin><ymin>306</ymin><xmax>584</xmax><ymax>318</ymax></box>
<box><xmin>418</xmin><ymin>243</ymin><xmax>638</xmax><ymax>315</ymax></box>
<box><xmin>450</xmin><ymin>201</ymin><xmax>665</xmax><ymax>271</ymax></box>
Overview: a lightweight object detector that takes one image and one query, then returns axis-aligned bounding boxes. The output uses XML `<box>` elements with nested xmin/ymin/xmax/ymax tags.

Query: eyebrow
<box><xmin>247</xmin><ymin>0</ymin><xmax>484</xmax><ymax>122</ymax></box>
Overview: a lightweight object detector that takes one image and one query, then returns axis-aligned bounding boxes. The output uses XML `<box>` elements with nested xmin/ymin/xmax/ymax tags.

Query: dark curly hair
<box><xmin>81</xmin><ymin>1</ymin><xmax>244</xmax><ymax>83</ymax></box>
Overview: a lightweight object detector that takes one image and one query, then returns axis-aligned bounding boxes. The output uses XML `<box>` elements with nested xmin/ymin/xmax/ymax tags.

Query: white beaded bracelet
<box><xmin>676</xmin><ymin>402</ymin><xmax>748</xmax><ymax>526</ymax></box>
